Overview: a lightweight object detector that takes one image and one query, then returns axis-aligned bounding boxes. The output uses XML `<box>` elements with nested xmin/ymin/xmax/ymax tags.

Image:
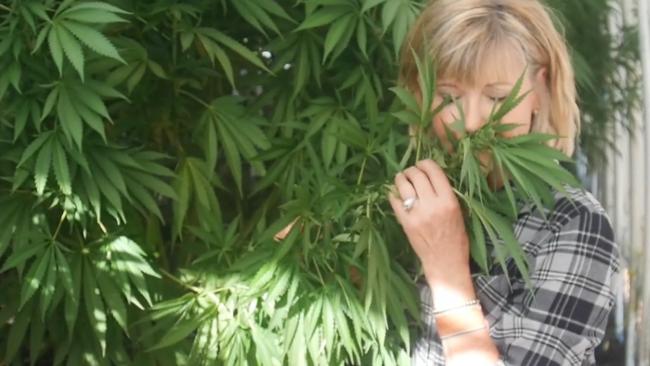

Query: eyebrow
<box><xmin>437</xmin><ymin>82</ymin><xmax>513</xmax><ymax>88</ymax></box>
<box><xmin>486</xmin><ymin>82</ymin><xmax>513</xmax><ymax>87</ymax></box>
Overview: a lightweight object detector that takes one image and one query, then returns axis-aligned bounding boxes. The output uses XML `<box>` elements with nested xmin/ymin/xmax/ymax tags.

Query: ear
<box><xmin>535</xmin><ymin>66</ymin><xmax>548</xmax><ymax>85</ymax></box>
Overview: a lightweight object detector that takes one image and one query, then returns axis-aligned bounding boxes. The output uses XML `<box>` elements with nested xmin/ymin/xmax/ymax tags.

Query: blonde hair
<box><xmin>399</xmin><ymin>0</ymin><xmax>580</xmax><ymax>156</ymax></box>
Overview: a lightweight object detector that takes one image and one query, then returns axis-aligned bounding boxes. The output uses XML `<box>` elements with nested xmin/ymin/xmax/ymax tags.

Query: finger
<box><xmin>388</xmin><ymin>193</ymin><xmax>407</xmax><ymax>222</ymax></box>
<box><xmin>403</xmin><ymin>166</ymin><xmax>436</xmax><ymax>201</ymax></box>
<box><xmin>394</xmin><ymin>172</ymin><xmax>417</xmax><ymax>201</ymax></box>
<box><xmin>274</xmin><ymin>217</ymin><xmax>299</xmax><ymax>242</ymax></box>
<box><xmin>415</xmin><ymin>159</ymin><xmax>453</xmax><ymax>197</ymax></box>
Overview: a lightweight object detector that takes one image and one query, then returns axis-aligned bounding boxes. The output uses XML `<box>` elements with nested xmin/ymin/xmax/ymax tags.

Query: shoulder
<box><xmin>519</xmin><ymin>186</ymin><xmax>613</xmax><ymax>239</ymax></box>
<box><xmin>534</xmin><ymin>186</ymin><xmax>620</xmax><ymax>272</ymax></box>
<box><xmin>545</xmin><ymin>186</ymin><xmax>610</xmax><ymax>229</ymax></box>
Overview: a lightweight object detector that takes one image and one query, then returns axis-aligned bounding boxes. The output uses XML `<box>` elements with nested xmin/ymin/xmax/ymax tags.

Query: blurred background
<box><xmin>590</xmin><ymin>0</ymin><xmax>649</xmax><ymax>365</ymax></box>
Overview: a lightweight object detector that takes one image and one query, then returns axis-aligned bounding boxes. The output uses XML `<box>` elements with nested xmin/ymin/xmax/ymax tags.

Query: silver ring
<box><xmin>402</xmin><ymin>197</ymin><xmax>417</xmax><ymax>211</ymax></box>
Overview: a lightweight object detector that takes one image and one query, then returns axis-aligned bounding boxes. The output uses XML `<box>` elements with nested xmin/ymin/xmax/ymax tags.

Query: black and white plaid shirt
<box><xmin>411</xmin><ymin>187</ymin><xmax>621</xmax><ymax>366</ymax></box>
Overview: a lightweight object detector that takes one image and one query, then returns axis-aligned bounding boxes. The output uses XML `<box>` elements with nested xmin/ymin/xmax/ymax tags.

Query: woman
<box><xmin>388</xmin><ymin>1</ymin><xmax>621</xmax><ymax>365</ymax></box>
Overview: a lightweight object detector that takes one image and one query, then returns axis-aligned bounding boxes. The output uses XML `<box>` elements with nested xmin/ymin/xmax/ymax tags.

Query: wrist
<box><xmin>434</xmin><ymin>304</ymin><xmax>487</xmax><ymax>339</ymax></box>
<box><xmin>424</xmin><ymin>261</ymin><xmax>476</xmax><ymax>310</ymax></box>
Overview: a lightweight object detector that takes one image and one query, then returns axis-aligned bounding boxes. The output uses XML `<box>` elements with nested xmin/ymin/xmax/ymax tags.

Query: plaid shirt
<box><xmin>411</xmin><ymin>187</ymin><xmax>621</xmax><ymax>366</ymax></box>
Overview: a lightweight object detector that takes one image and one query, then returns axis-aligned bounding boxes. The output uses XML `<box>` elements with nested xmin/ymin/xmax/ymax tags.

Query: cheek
<box><xmin>431</xmin><ymin>108</ymin><xmax>455</xmax><ymax>137</ymax></box>
<box><xmin>430</xmin><ymin>107</ymin><xmax>459</xmax><ymax>152</ymax></box>
<box><xmin>500</xmin><ymin>104</ymin><xmax>534</xmax><ymax>137</ymax></box>
<box><xmin>431</xmin><ymin>97</ymin><xmax>456</xmax><ymax>127</ymax></box>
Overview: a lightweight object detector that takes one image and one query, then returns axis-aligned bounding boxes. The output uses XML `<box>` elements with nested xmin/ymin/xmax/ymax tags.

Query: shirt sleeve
<box><xmin>497</xmin><ymin>205</ymin><xmax>621</xmax><ymax>366</ymax></box>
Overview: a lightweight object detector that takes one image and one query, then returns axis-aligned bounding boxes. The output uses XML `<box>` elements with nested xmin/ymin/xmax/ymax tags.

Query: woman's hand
<box><xmin>389</xmin><ymin>160</ymin><xmax>502</xmax><ymax>366</ymax></box>
<box><xmin>388</xmin><ymin>159</ymin><xmax>470</xmax><ymax>278</ymax></box>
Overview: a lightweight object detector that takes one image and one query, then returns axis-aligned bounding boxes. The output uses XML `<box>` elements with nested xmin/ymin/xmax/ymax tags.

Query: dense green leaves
<box><xmin>38</xmin><ymin>1</ymin><xmax>128</xmax><ymax>80</ymax></box>
<box><xmin>182</xmin><ymin>27</ymin><xmax>271</xmax><ymax>87</ymax></box>
<box><xmin>391</xmin><ymin>61</ymin><xmax>582</xmax><ymax>280</ymax></box>
<box><xmin>0</xmin><ymin>0</ymin><xmax>638</xmax><ymax>364</ymax></box>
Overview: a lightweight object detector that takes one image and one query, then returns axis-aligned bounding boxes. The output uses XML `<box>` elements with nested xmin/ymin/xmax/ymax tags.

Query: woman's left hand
<box><xmin>388</xmin><ymin>159</ymin><xmax>470</xmax><ymax>278</ymax></box>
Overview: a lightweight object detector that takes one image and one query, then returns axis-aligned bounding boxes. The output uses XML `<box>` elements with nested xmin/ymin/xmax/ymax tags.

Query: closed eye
<box><xmin>489</xmin><ymin>96</ymin><xmax>507</xmax><ymax>103</ymax></box>
<box><xmin>439</xmin><ymin>92</ymin><xmax>460</xmax><ymax>101</ymax></box>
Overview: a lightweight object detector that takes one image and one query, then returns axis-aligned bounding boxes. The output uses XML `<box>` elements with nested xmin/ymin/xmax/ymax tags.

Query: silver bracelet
<box><xmin>433</xmin><ymin>299</ymin><xmax>481</xmax><ymax>315</ymax></box>
<box><xmin>439</xmin><ymin>324</ymin><xmax>486</xmax><ymax>341</ymax></box>
<box><xmin>493</xmin><ymin>360</ymin><xmax>506</xmax><ymax>366</ymax></box>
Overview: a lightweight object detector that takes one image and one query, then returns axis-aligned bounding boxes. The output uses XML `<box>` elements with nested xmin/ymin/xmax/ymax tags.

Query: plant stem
<box><xmin>52</xmin><ymin>212</ymin><xmax>66</xmax><ymax>241</ymax></box>
<box><xmin>97</xmin><ymin>219</ymin><xmax>108</xmax><ymax>235</ymax></box>
<box><xmin>416</xmin><ymin>130</ymin><xmax>423</xmax><ymax>162</ymax></box>
<box><xmin>161</xmin><ymin>268</ymin><xmax>203</xmax><ymax>293</ymax></box>
<box><xmin>357</xmin><ymin>157</ymin><xmax>367</xmax><ymax>185</ymax></box>
<box><xmin>179</xmin><ymin>89</ymin><xmax>211</xmax><ymax>109</ymax></box>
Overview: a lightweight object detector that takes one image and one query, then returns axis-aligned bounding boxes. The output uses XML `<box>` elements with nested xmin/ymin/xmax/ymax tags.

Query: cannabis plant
<box><xmin>0</xmin><ymin>0</ymin><xmax>638</xmax><ymax>365</ymax></box>
<box><xmin>391</xmin><ymin>52</ymin><xmax>581</xmax><ymax>286</ymax></box>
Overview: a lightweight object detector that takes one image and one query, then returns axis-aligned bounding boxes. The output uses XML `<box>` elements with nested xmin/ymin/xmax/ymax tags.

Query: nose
<box><xmin>462</xmin><ymin>98</ymin><xmax>485</xmax><ymax>133</ymax></box>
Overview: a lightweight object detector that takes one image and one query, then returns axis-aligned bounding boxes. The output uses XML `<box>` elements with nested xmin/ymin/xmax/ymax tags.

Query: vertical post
<box><xmin>636</xmin><ymin>0</ymin><xmax>650</xmax><ymax>363</ymax></box>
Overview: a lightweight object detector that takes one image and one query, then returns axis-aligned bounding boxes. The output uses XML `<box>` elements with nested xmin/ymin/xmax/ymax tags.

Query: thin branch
<box><xmin>52</xmin><ymin>211</ymin><xmax>66</xmax><ymax>241</ymax></box>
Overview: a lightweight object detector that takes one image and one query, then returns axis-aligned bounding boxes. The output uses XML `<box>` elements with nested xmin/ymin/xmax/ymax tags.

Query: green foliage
<box><xmin>0</xmin><ymin>0</ymin><xmax>639</xmax><ymax>365</ymax></box>
<box><xmin>391</xmin><ymin>54</ymin><xmax>581</xmax><ymax>285</ymax></box>
<box><xmin>545</xmin><ymin>0</ymin><xmax>641</xmax><ymax>165</ymax></box>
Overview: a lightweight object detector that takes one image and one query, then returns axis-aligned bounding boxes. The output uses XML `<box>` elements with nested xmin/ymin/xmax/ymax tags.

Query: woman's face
<box><xmin>431</xmin><ymin>49</ymin><xmax>546</xmax><ymax>150</ymax></box>
<box><xmin>433</xmin><ymin>46</ymin><xmax>546</xmax><ymax>188</ymax></box>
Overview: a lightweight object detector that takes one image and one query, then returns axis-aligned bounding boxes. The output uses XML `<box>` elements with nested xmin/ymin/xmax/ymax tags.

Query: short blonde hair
<box><xmin>399</xmin><ymin>0</ymin><xmax>580</xmax><ymax>156</ymax></box>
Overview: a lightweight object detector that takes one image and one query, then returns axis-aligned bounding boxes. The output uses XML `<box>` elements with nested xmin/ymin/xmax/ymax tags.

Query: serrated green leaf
<box><xmin>211</xmin><ymin>42</ymin><xmax>235</xmax><ymax>87</ymax></box>
<box><xmin>34</xmin><ymin>138</ymin><xmax>53</xmax><ymax>195</ymax></box>
<box><xmin>62</xmin><ymin>8</ymin><xmax>127</xmax><ymax>24</ymax></box>
<box><xmin>1</xmin><ymin>241</ymin><xmax>47</xmax><ymax>273</ymax></box>
<box><xmin>69</xmin><ymin>81</ymin><xmax>112</xmax><ymax>120</ymax></box>
<box><xmin>13</xmin><ymin>102</ymin><xmax>30</xmax><ymax>141</ymax></box>
<box><xmin>57</xmin><ymin>87</ymin><xmax>84</xmax><ymax>149</ymax></box>
<box><xmin>173</xmin><ymin>163</ymin><xmax>192</xmax><ymax>238</ymax></box>
<box><xmin>468</xmin><ymin>212</ymin><xmax>488</xmax><ymax>273</ymax></box>
<box><xmin>39</xmin><ymin>249</ymin><xmax>57</xmax><ymax>320</ymax></box>
<box><xmin>92</xmin><ymin>165</ymin><xmax>125</xmax><ymax>218</ymax></box>
<box><xmin>55</xmin><ymin>25</ymin><xmax>84</xmax><ymax>79</ymax></box>
<box><xmin>52</xmin><ymin>139</ymin><xmax>72</xmax><ymax>195</ymax></box>
<box><xmin>20</xmin><ymin>248</ymin><xmax>51</xmax><ymax>308</ymax></box>
<box><xmin>148</xmin><ymin>315</ymin><xmax>202</xmax><ymax>351</ymax></box>
<box><xmin>17</xmin><ymin>132</ymin><xmax>52</xmax><ymax>169</ymax></box>
<box><xmin>54</xmin><ymin>248</ymin><xmax>74</xmax><ymax>298</ymax></box>
<box><xmin>199</xmin><ymin>28</ymin><xmax>270</xmax><ymax>73</ymax></box>
<box><xmin>48</xmin><ymin>26</ymin><xmax>64</xmax><ymax>75</ymax></box>
<box><xmin>73</xmin><ymin>99</ymin><xmax>106</xmax><ymax>141</ymax></box>
<box><xmin>63</xmin><ymin>1</ymin><xmax>130</xmax><ymax>15</ymax></box>
<box><xmin>28</xmin><ymin>309</ymin><xmax>46</xmax><ymax>365</ymax></box>
<box><xmin>95</xmin><ymin>269</ymin><xmax>128</xmax><ymax>333</ymax></box>
<box><xmin>62</xmin><ymin>21</ymin><xmax>124</xmax><ymax>62</ymax></box>
<box><xmin>323</xmin><ymin>14</ymin><xmax>354</xmax><ymax>62</ymax></box>
<box><xmin>126</xmin><ymin>170</ymin><xmax>178</xmax><ymax>200</ymax></box>
<box><xmin>83</xmin><ymin>262</ymin><xmax>107</xmax><ymax>355</ymax></box>
<box><xmin>362</xmin><ymin>0</ymin><xmax>385</xmax><ymax>13</ymax></box>
<box><xmin>216</xmin><ymin>122</ymin><xmax>243</xmax><ymax>195</ymax></box>
<box><xmin>5</xmin><ymin>302</ymin><xmax>33</xmax><ymax>363</ymax></box>
<box><xmin>128</xmin><ymin>180</ymin><xmax>164</xmax><ymax>221</ymax></box>
<box><xmin>148</xmin><ymin>60</ymin><xmax>167</xmax><ymax>79</ymax></box>
<box><xmin>80</xmin><ymin>170</ymin><xmax>102</xmax><ymax>219</ymax></box>
<box><xmin>64</xmin><ymin>253</ymin><xmax>81</xmax><ymax>338</ymax></box>
<box><xmin>93</xmin><ymin>153</ymin><xmax>129</xmax><ymax>198</ymax></box>
<box><xmin>390</xmin><ymin>86</ymin><xmax>420</xmax><ymax>113</ymax></box>
<box><xmin>296</xmin><ymin>6</ymin><xmax>348</xmax><ymax>30</ymax></box>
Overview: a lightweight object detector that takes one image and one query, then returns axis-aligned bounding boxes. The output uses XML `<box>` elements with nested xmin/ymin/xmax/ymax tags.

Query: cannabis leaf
<box><xmin>391</xmin><ymin>51</ymin><xmax>581</xmax><ymax>284</ymax></box>
<box><xmin>34</xmin><ymin>1</ymin><xmax>129</xmax><ymax>80</ymax></box>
